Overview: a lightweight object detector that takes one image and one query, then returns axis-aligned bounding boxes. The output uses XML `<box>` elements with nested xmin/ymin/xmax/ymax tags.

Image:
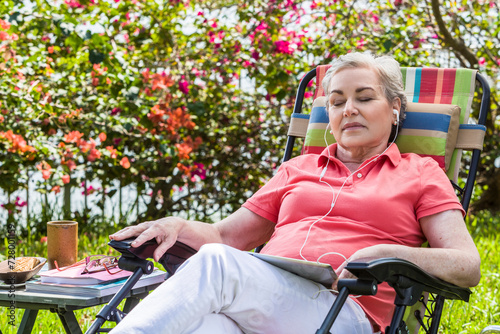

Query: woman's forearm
<box><xmin>349</xmin><ymin>244</ymin><xmax>481</xmax><ymax>288</ymax></box>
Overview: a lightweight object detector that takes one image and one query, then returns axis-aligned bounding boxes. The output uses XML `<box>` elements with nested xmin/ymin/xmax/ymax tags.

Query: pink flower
<box><xmin>62</xmin><ymin>174</ymin><xmax>70</xmax><ymax>184</ymax></box>
<box><xmin>255</xmin><ymin>23</ymin><xmax>268</xmax><ymax>32</ymax></box>
<box><xmin>64</xmin><ymin>0</ymin><xmax>84</xmax><ymax>8</ymax></box>
<box><xmin>15</xmin><ymin>197</ymin><xmax>27</xmax><ymax>207</ymax></box>
<box><xmin>179</xmin><ymin>80</ymin><xmax>189</xmax><ymax>94</ymax></box>
<box><xmin>40</xmin><ymin>236</ymin><xmax>48</xmax><ymax>243</ymax></box>
<box><xmin>111</xmin><ymin>107</ymin><xmax>122</xmax><ymax>115</ymax></box>
<box><xmin>356</xmin><ymin>38</ymin><xmax>366</xmax><ymax>50</ymax></box>
<box><xmin>274</xmin><ymin>40</ymin><xmax>294</xmax><ymax>55</ymax></box>
<box><xmin>412</xmin><ymin>38</ymin><xmax>425</xmax><ymax>49</ymax></box>
<box><xmin>82</xmin><ymin>185</ymin><xmax>98</xmax><ymax>195</ymax></box>
<box><xmin>478</xmin><ymin>57</ymin><xmax>486</xmax><ymax>66</ymax></box>
<box><xmin>191</xmin><ymin>163</ymin><xmax>206</xmax><ymax>180</ymax></box>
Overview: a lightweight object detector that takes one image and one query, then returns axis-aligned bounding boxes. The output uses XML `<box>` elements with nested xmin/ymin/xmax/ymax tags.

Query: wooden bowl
<box><xmin>0</xmin><ymin>257</ymin><xmax>47</xmax><ymax>284</ymax></box>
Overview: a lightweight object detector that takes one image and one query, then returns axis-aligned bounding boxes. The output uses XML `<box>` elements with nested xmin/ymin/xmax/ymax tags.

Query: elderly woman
<box><xmin>109</xmin><ymin>53</ymin><xmax>480</xmax><ymax>334</ymax></box>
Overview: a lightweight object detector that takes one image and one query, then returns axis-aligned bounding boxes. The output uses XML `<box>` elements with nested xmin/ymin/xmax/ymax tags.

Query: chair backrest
<box><xmin>285</xmin><ymin>65</ymin><xmax>490</xmax><ymax>214</ymax></box>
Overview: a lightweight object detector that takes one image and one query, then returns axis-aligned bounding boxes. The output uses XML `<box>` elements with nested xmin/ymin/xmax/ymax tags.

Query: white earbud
<box><xmin>393</xmin><ymin>109</ymin><xmax>399</xmax><ymax>123</ymax></box>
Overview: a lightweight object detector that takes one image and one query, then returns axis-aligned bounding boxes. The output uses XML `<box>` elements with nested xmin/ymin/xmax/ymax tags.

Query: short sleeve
<box><xmin>242</xmin><ymin>164</ymin><xmax>290</xmax><ymax>223</ymax></box>
<box><xmin>415</xmin><ymin>158</ymin><xmax>465</xmax><ymax>220</ymax></box>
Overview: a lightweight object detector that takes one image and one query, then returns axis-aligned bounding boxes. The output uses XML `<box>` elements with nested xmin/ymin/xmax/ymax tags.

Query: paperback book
<box><xmin>26</xmin><ymin>269</ymin><xmax>167</xmax><ymax>297</ymax></box>
<box><xmin>40</xmin><ymin>263</ymin><xmax>132</xmax><ymax>285</ymax></box>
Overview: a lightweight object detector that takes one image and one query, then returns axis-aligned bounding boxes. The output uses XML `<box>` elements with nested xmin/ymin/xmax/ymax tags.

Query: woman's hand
<box><xmin>332</xmin><ymin>245</ymin><xmax>382</xmax><ymax>291</ymax></box>
<box><xmin>109</xmin><ymin>208</ymin><xmax>275</xmax><ymax>261</ymax></box>
<box><xmin>109</xmin><ymin>217</ymin><xmax>186</xmax><ymax>262</ymax></box>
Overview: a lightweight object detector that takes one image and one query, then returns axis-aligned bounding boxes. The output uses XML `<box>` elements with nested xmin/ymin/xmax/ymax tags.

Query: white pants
<box><xmin>110</xmin><ymin>243</ymin><xmax>373</xmax><ymax>334</ymax></box>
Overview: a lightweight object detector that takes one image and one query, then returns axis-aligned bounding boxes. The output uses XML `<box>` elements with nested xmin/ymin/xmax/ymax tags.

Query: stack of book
<box><xmin>25</xmin><ymin>265</ymin><xmax>167</xmax><ymax>297</ymax></box>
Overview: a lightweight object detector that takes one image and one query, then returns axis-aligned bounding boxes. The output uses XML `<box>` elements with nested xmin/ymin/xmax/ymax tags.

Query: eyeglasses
<box><xmin>54</xmin><ymin>255</ymin><xmax>123</xmax><ymax>275</ymax></box>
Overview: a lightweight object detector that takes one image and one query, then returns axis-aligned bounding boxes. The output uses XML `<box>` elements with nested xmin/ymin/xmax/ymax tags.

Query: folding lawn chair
<box><xmin>86</xmin><ymin>66</ymin><xmax>490</xmax><ymax>334</ymax></box>
<box><xmin>85</xmin><ymin>239</ymin><xmax>196</xmax><ymax>333</ymax></box>
<box><xmin>286</xmin><ymin>66</ymin><xmax>491</xmax><ymax>334</ymax></box>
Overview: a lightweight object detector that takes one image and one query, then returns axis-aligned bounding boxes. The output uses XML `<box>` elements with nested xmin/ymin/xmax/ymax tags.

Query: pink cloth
<box><xmin>242</xmin><ymin>143</ymin><xmax>464</xmax><ymax>332</ymax></box>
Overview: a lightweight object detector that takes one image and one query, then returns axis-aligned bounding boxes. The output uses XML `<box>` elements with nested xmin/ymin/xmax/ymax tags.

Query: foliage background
<box><xmin>0</xmin><ymin>0</ymin><xmax>498</xmax><ymax>235</ymax></box>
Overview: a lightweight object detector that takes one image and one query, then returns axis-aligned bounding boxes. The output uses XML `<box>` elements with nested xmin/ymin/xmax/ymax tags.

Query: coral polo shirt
<box><xmin>242</xmin><ymin>144</ymin><xmax>464</xmax><ymax>332</ymax></box>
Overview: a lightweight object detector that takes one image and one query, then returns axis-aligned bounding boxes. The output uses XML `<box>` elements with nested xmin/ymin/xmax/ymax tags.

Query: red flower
<box><xmin>64</xmin><ymin>131</ymin><xmax>84</xmax><ymax>144</ymax></box>
<box><xmin>87</xmin><ymin>148</ymin><xmax>101</xmax><ymax>162</ymax></box>
<box><xmin>0</xmin><ymin>19</ymin><xmax>11</xmax><ymax>30</ymax></box>
<box><xmin>106</xmin><ymin>146</ymin><xmax>118</xmax><ymax>159</ymax></box>
<box><xmin>62</xmin><ymin>174</ymin><xmax>70</xmax><ymax>184</ymax></box>
<box><xmin>120</xmin><ymin>157</ymin><xmax>131</xmax><ymax>169</ymax></box>
<box><xmin>0</xmin><ymin>31</ymin><xmax>10</xmax><ymax>41</ymax></box>
<box><xmin>36</xmin><ymin>161</ymin><xmax>52</xmax><ymax>180</ymax></box>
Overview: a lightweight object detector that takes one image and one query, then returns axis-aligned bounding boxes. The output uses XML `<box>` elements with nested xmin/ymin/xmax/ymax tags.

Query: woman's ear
<box><xmin>392</xmin><ymin>97</ymin><xmax>402</xmax><ymax>111</ymax></box>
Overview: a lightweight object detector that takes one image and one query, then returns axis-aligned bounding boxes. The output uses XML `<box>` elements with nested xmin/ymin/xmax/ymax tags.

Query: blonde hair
<box><xmin>321</xmin><ymin>52</ymin><xmax>407</xmax><ymax>140</ymax></box>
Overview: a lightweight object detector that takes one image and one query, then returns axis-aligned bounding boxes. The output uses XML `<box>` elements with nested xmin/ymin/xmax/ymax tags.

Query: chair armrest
<box><xmin>109</xmin><ymin>238</ymin><xmax>197</xmax><ymax>275</ymax></box>
<box><xmin>345</xmin><ymin>257</ymin><xmax>471</xmax><ymax>302</ymax></box>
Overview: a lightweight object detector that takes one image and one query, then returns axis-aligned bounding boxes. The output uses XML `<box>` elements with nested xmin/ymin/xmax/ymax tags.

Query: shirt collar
<box><xmin>317</xmin><ymin>143</ymin><xmax>402</xmax><ymax>168</ymax></box>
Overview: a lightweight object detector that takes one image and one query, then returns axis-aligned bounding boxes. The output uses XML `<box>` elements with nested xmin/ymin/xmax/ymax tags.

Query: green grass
<box><xmin>439</xmin><ymin>233</ymin><xmax>500</xmax><ymax>333</ymax></box>
<box><xmin>1</xmin><ymin>233</ymin><xmax>499</xmax><ymax>333</ymax></box>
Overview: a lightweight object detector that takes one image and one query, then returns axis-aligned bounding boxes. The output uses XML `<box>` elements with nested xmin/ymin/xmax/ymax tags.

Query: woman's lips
<box><xmin>342</xmin><ymin>122</ymin><xmax>364</xmax><ymax>130</ymax></box>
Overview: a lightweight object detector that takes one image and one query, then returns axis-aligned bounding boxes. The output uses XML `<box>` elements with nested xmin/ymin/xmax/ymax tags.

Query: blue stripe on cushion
<box><xmin>413</xmin><ymin>68</ymin><xmax>421</xmax><ymax>102</ymax></box>
<box><xmin>403</xmin><ymin>112</ymin><xmax>451</xmax><ymax>132</ymax></box>
<box><xmin>459</xmin><ymin>124</ymin><xmax>486</xmax><ymax>131</ymax></box>
<box><xmin>291</xmin><ymin>113</ymin><xmax>310</xmax><ymax>120</ymax></box>
<box><xmin>310</xmin><ymin>106</ymin><xmax>328</xmax><ymax>123</ymax></box>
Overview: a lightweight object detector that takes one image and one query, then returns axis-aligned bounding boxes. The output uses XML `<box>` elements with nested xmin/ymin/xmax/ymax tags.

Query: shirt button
<box><xmin>357</xmin><ymin>173</ymin><xmax>363</xmax><ymax>178</ymax></box>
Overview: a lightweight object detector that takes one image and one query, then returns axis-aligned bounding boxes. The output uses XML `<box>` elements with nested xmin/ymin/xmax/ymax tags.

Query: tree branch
<box><xmin>429</xmin><ymin>0</ymin><xmax>477</xmax><ymax>68</ymax></box>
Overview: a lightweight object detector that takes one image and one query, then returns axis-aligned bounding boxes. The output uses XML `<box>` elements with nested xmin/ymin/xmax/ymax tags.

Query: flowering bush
<box><xmin>0</xmin><ymin>0</ymin><xmax>499</xmax><ymax>229</ymax></box>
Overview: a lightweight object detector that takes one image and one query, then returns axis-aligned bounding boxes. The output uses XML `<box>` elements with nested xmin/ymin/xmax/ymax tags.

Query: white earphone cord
<box><xmin>299</xmin><ymin>115</ymin><xmax>400</xmax><ymax>263</ymax></box>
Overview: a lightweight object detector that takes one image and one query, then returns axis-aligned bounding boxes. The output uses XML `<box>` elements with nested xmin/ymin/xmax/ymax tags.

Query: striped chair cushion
<box><xmin>303</xmin><ymin>99</ymin><xmax>461</xmax><ymax>171</ymax></box>
<box><xmin>305</xmin><ymin>66</ymin><xmax>477</xmax><ymax>179</ymax></box>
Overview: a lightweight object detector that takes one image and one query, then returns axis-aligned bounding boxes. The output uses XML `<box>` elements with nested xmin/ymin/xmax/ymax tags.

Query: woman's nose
<box><xmin>343</xmin><ymin>100</ymin><xmax>359</xmax><ymax>117</ymax></box>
